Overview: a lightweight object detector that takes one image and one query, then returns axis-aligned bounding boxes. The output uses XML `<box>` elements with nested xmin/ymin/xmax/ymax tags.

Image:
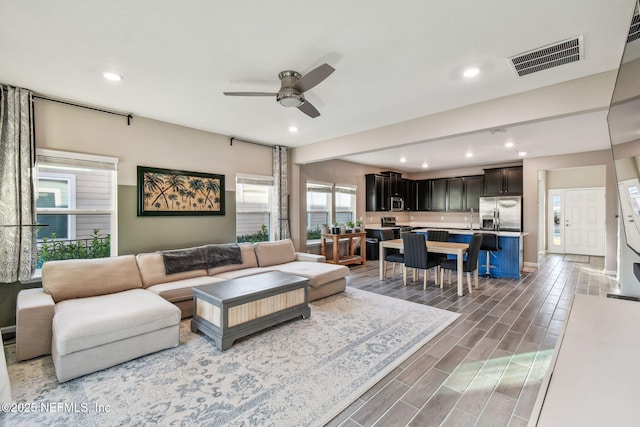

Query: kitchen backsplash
<box><xmin>364</xmin><ymin>211</ymin><xmax>479</xmax><ymax>229</ymax></box>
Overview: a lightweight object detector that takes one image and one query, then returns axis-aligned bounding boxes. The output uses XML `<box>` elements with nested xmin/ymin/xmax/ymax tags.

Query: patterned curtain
<box><xmin>273</xmin><ymin>146</ymin><xmax>290</xmax><ymax>240</ymax></box>
<box><xmin>0</xmin><ymin>86</ymin><xmax>36</xmax><ymax>283</ymax></box>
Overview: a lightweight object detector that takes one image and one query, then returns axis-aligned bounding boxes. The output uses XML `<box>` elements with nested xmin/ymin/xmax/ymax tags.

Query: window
<box><xmin>236</xmin><ymin>174</ymin><xmax>274</xmax><ymax>242</ymax></box>
<box><xmin>36</xmin><ymin>173</ymin><xmax>76</xmax><ymax>240</ymax></box>
<box><xmin>35</xmin><ymin>149</ymin><xmax>118</xmax><ymax>268</ymax></box>
<box><xmin>306</xmin><ymin>182</ymin><xmax>357</xmax><ymax>241</ymax></box>
<box><xmin>306</xmin><ymin>182</ymin><xmax>332</xmax><ymax>240</ymax></box>
<box><xmin>335</xmin><ymin>185</ymin><xmax>356</xmax><ymax>225</ymax></box>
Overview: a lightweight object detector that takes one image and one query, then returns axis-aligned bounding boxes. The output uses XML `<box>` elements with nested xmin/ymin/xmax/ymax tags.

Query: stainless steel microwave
<box><xmin>390</xmin><ymin>196</ymin><xmax>404</xmax><ymax>211</ymax></box>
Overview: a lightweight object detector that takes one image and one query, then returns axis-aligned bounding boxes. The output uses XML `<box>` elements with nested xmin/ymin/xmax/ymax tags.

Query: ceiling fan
<box><xmin>223</xmin><ymin>63</ymin><xmax>335</xmax><ymax>118</ymax></box>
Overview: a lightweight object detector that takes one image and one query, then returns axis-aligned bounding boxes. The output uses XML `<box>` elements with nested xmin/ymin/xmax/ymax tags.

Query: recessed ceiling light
<box><xmin>288</xmin><ymin>126</ymin><xmax>298</xmax><ymax>133</ymax></box>
<box><xmin>103</xmin><ymin>72</ymin><xmax>123</xmax><ymax>82</ymax></box>
<box><xmin>465</xmin><ymin>152</ymin><xmax>474</xmax><ymax>158</ymax></box>
<box><xmin>422</xmin><ymin>162</ymin><xmax>429</xmax><ymax>168</ymax></box>
<box><xmin>505</xmin><ymin>141</ymin><xmax>514</xmax><ymax>148</ymax></box>
<box><xmin>400</xmin><ymin>157</ymin><xmax>407</xmax><ymax>163</ymax></box>
<box><xmin>517</xmin><ymin>150</ymin><xmax>527</xmax><ymax>156</ymax></box>
<box><xmin>463</xmin><ymin>67</ymin><xmax>480</xmax><ymax>78</ymax></box>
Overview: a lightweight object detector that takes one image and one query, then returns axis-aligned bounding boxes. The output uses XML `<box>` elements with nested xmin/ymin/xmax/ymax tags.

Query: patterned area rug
<box><xmin>563</xmin><ymin>254</ymin><xmax>590</xmax><ymax>263</ymax></box>
<box><xmin>3</xmin><ymin>288</ymin><xmax>459</xmax><ymax>426</ymax></box>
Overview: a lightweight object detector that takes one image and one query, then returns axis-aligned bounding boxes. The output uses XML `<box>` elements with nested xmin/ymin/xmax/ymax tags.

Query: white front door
<box><xmin>547</xmin><ymin>188</ymin><xmax>606</xmax><ymax>256</ymax></box>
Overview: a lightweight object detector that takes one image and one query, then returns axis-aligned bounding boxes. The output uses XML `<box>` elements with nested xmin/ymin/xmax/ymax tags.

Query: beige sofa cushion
<box><xmin>53</xmin><ymin>289</ymin><xmax>180</xmax><ymax>356</ymax></box>
<box><xmin>253</xmin><ymin>239</ymin><xmax>296</xmax><ymax>267</ymax></box>
<box><xmin>146</xmin><ymin>276</ymin><xmax>227</xmax><ymax>303</ymax></box>
<box><xmin>137</xmin><ymin>252</ymin><xmax>208</xmax><ymax>288</ymax></box>
<box><xmin>42</xmin><ymin>255</ymin><xmax>142</xmax><ymax>303</ymax></box>
<box><xmin>271</xmin><ymin>262</ymin><xmax>350</xmax><ymax>288</ymax></box>
<box><xmin>208</xmin><ymin>243</ymin><xmax>258</xmax><ymax>275</ymax></box>
<box><xmin>213</xmin><ymin>267</ymin><xmax>276</xmax><ymax>281</ymax></box>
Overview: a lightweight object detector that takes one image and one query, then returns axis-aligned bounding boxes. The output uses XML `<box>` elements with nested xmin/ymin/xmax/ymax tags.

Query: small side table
<box><xmin>320</xmin><ymin>232</ymin><xmax>366</xmax><ymax>266</ymax></box>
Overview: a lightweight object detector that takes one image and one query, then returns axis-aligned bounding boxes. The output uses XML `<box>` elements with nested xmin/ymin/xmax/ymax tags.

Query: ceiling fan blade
<box><xmin>223</xmin><ymin>92</ymin><xmax>277</xmax><ymax>96</ymax></box>
<box><xmin>294</xmin><ymin>63</ymin><xmax>335</xmax><ymax>92</ymax></box>
<box><xmin>298</xmin><ymin>101</ymin><xmax>320</xmax><ymax>118</ymax></box>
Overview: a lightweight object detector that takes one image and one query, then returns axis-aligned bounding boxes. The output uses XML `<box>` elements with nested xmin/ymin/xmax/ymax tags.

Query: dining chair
<box><xmin>439</xmin><ymin>233</ymin><xmax>483</xmax><ymax>293</ymax></box>
<box><xmin>380</xmin><ymin>229</ymin><xmax>403</xmax><ymax>278</ymax></box>
<box><xmin>402</xmin><ymin>232</ymin><xmax>440</xmax><ymax>289</ymax></box>
<box><xmin>426</xmin><ymin>230</ymin><xmax>449</xmax><ymax>265</ymax></box>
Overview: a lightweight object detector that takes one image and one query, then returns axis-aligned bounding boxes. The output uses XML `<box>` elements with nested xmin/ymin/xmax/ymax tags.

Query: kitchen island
<box><xmin>413</xmin><ymin>228</ymin><xmax>527</xmax><ymax>279</ymax></box>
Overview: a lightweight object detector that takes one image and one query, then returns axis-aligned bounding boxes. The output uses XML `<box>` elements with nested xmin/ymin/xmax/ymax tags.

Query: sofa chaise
<box><xmin>15</xmin><ymin>239</ymin><xmax>349</xmax><ymax>382</ymax></box>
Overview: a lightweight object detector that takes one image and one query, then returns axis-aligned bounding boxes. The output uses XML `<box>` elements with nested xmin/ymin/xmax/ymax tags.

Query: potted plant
<box><xmin>331</xmin><ymin>221</ymin><xmax>341</xmax><ymax>234</ymax></box>
<box><xmin>321</xmin><ymin>224</ymin><xmax>330</xmax><ymax>235</ymax></box>
<box><xmin>354</xmin><ymin>219</ymin><xmax>362</xmax><ymax>232</ymax></box>
<box><xmin>346</xmin><ymin>220</ymin><xmax>355</xmax><ymax>233</ymax></box>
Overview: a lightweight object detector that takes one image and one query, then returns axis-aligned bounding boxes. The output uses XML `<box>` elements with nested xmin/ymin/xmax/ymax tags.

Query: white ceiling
<box><xmin>0</xmin><ymin>0</ymin><xmax>637</xmax><ymax>171</ymax></box>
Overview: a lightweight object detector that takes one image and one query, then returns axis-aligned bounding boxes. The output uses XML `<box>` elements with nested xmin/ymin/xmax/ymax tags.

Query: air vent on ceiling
<box><xmin>509</xmin><ymin>36</ymin><xmax>583</xmax><ymax>77</ymax></box>
<box><xmin>628</xmin><ymin>6</ymin><xmax>640</xmax><ymax>43</ymax></box>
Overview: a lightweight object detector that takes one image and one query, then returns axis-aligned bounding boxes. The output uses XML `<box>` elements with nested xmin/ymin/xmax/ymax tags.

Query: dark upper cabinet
<box><xmin>482</xmin><ymin>169</ymin><xmax>503</xmax><ymax>196</ymax></box>
<box><xmin>504</xmin><ymin>167</ymin><xmax>523</xmax><ymax>195</ymax></box>
<box><xmin>365</xmin><ymin>174</ymin><xmax>390</xmax><ymax>211</ymax></box>
<box><xmin>430</xmin><ymin>179</ymin><xmax>447</xmax><ymax>211</ymax></box>
<box><xmin>463</xmin><ymin>175</ymin><xmax>483</xmax><ymax>211</ymax></box>
<box><xmin>401</xmin><ymin>179</ymin><xmax>417</xmax><ymax>211</ymax></box>
<box><xmin>416</xmin><ymin>179</ymin><xmax>430</xmax><ymax>211</ymax></box>
<box><xmin>447</xmin><ymin>178</ymin><xmax>464</xmax><ymax>211</ymax></box>
<box><xmin>386</xmin><ymin>172</ymin><xmax>402</xmax><ymax>196</ymax></box>
<box><xmin>482</xmin><ymin>166</ymin><xmax>523</xmax><ymax>196</ymax></box>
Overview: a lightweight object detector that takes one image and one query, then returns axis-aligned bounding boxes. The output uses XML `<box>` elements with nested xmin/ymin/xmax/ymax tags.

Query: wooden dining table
<box><xmin>379</xmin><ymin>239</ymin><xmax>470</xmax><ymax>296</ymax></box>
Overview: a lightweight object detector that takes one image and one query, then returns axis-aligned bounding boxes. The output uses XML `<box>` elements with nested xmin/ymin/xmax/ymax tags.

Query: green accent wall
<box><xmin>118</xmin><ymin>185</ymin><xmax>237</xmax><ymax>254</ymax></box>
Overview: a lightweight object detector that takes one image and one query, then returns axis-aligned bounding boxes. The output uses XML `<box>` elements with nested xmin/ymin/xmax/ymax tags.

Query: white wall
<box><xmin>523</xmin><ymin>150</ymin><xmax>618</xmax><ymax>273</ymax></box>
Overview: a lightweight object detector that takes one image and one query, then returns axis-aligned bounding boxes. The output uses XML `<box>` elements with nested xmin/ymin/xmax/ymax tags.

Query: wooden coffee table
<box><xmin>191</xmin><ymin>271</ymin><xmax>310</xmax><ymax>351</ymax></box>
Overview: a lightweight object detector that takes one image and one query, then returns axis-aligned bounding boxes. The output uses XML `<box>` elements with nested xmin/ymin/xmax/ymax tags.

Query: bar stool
<box><xmin>480</xmin><ymin>233</ymin><xmax>501</xmax><ymax>277</ymax></box>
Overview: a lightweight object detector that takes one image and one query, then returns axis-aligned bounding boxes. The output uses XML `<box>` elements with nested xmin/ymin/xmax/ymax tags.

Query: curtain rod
<box><xmin>229</xmin><ymin>137</ymin><xmax>277</xmax><ymax>149</ymax></box>
<box><xmin>33</xmin><ymin>95</ymin><xmax>133</xmax><ymax>125</ymax></box>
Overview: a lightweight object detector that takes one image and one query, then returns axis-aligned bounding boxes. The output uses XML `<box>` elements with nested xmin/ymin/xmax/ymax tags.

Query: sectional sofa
<box><xmin>15</xmin><ymin>239</ymin><xmax>349</xmax><ymax>382</ymax></box>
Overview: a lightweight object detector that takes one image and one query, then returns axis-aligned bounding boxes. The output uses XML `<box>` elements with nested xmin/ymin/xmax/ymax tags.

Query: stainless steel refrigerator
<box><xmin>479</xmin><ymin>196</ymin><xmax>522</xmax><ymax>232</ymax></box>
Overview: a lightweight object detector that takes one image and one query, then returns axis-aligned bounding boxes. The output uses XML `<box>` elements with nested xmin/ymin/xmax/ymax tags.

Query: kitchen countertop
<box><xmin>411</xmin><ymin>228</ymin><xmax>527</xmax><ymax>237</ymax></box>
<box><xmin>364</xmin><ymin>223</ymin><xmax>527</xmax><ymax>237</ymax></box>
<box><xmin>363</xmin><ymin>226</ymin><xmax>403</xmax><ymax>230</ymax></box>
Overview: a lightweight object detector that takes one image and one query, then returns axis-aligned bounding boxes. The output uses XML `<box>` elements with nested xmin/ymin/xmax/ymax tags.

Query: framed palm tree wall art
<box><xmin>137</xmin><ymin>166</ymin><xmax>225</xmax><ymax>216</ymax></box>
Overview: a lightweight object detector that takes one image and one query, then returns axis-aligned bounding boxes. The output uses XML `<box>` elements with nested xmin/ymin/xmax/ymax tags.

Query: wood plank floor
<box><xmin>326</xmin><ymin>254</ymin><xmax>618</xmax><ymax>427</ymax></box>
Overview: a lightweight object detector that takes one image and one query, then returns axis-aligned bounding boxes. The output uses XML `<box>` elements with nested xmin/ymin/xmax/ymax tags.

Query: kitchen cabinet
<box><xmin>402</xmin><ymin>179</ymin><xmax>416</xmax><ymax>211</ymax></box>
<box><xmin>429</xmin><ymin>179</ymin><xmax>447</xmax><ymax>211</ymax></box>
<box><xmin>482</xmin><ymin>166</ymin><xmax>523</xmax><ymax>196</ymax></box>
<box><xmin>504</xmin><ymin>167</ymin><xmax>523</xmax><ymax>194</ymax></box>
<box><xmin>447</xmin><ymin>178</ymin><xmax>464</xmax><ymax>211</ymax></box>
<box><xmin>387</xmin><ymin>172</ymin><xmax>402</xmax><ymax>196</ymax></box>
<box><xmin>365</xmin><ymin>174</ymin><xmax>389</xmax><ymax>211</ymax></box>
<box><xmin>450</xmin><ymin>233</ymin><xmax>522</xmax><ymax>279</ymax></box>
<box><xmin>463</xmin><ymin>175</ymin><xmax>483</xmax><ymax>211</ymax></box>
<box><xmin>416</xmin><ymin>180</ymin><xmax>430</xmax><ymax>211</ymax></box>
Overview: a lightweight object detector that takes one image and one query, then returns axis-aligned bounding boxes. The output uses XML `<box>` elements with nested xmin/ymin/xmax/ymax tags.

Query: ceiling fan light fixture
<box><xmin>277</xmin><ymin>88</ymin><xmax>304</xmax><ymax>107</ymax></box>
